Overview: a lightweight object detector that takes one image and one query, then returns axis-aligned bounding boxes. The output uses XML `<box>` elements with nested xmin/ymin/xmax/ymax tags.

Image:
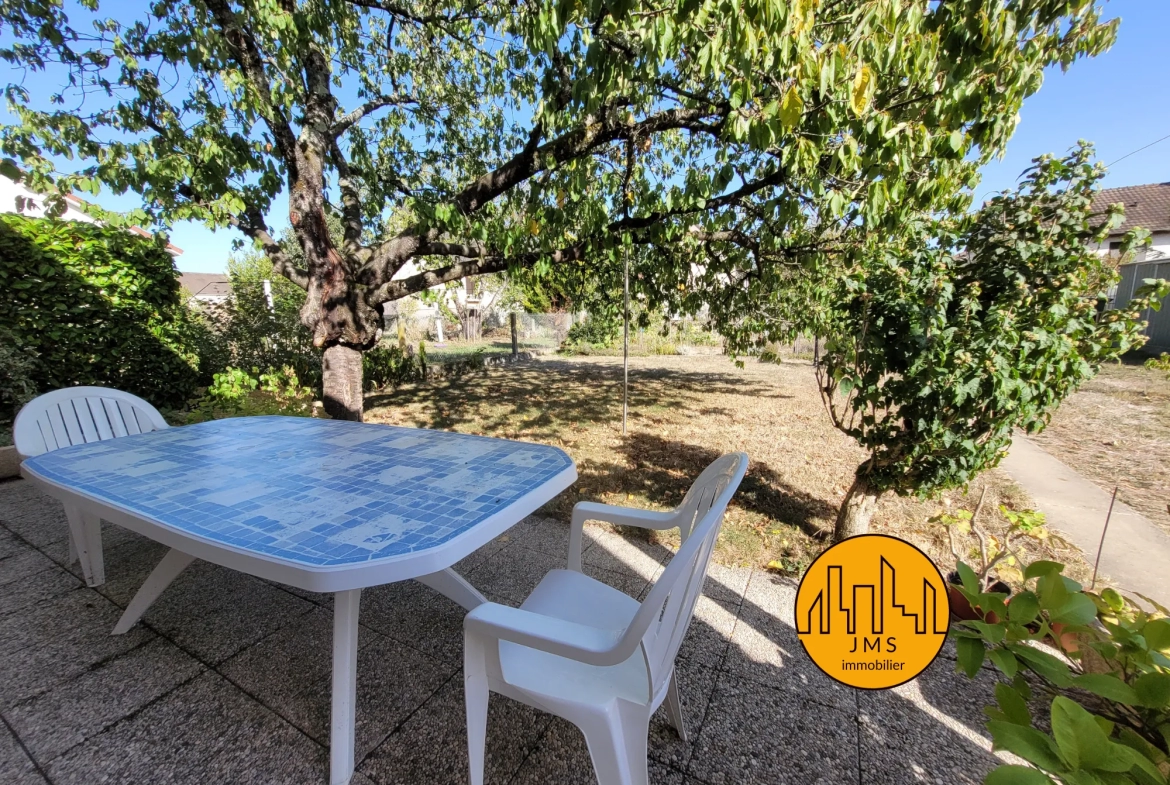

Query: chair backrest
<box><xmin>623</xmin><ymin>452</ymin><xmax>748</xmax><ymax>701</ymax></box>
<box><xmin>13</xmin><ymin>386</ymin><xmax>169</xmax><ymax>458</ymax></box>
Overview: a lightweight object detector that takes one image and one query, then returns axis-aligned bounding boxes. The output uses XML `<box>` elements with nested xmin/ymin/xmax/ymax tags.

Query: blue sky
<box><xmin>5</xmin><ymin>0</ymin><xmax>1169</xmax><ymax>274</ymax></box>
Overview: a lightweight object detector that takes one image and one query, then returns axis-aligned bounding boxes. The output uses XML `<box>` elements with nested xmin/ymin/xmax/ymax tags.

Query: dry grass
<box><xmin>1032</xmin><ymin>359</ymin><xmax>1170</xmax><ymax>535</ymax></box>
<box><xmin>364</xmin><ymin>354</ymin><xmax>1093</xmax><ymax>581</ymax></box>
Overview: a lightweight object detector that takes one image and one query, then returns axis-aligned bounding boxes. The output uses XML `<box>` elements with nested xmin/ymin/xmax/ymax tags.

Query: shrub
<box><xmin>952</xmin><ymin>559</ymin><xmax>1170</xmax><ymax>785</ymax></box>
<box><xmin>0</xmin><ymin>326</ymin><xmax>39</xmax><ymax>418</ymax></box>
<box><xmin>562</xmin><ymin>312</ymin><xmax>621</xmax><ymax>350</ymax></box>
<box><xmin>0</xmin><ymin>214</ymin><xmax>202</xmax><ymax>407</ymax></box>
<box><xmin>362</xmin><ymin>342</ymin><xmax>427</xmax><ymax>390</ymax></box>
<box><xmin>184</xmin><ymin>365</ymin><xmax>313</xmax><ymax>422</ymax></box>
<box><xmin>1146</xmin><ymin>353</ymin><xmax>1170</xmax><ymax>380</ymax></box>
<box><xmin>194</xmin><ymin>251</ymin><xmax>321</xmax><ymax>391</ymax></box>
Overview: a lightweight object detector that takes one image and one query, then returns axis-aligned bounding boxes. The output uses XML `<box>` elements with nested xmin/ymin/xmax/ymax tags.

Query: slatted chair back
<box><xmin>624</xmin><ymin>452</ymin><xmax>747</xmax><ymax>700</ymax></box>
<box><xmin>14</xmin><ymin>387</ymin><xmax>169</xmax><ymax>458</ymax></box>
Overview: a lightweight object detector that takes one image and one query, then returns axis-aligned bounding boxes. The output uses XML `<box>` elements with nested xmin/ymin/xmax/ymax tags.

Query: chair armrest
<box><xmin>464</xmin><ymin>602</ymin><xmax>631</xmax><ymax>666</ymax></box>
<box><xmin>567</xmin><ymin>501</ymin><xmax>677</xmax><ymax>571</ymax></box>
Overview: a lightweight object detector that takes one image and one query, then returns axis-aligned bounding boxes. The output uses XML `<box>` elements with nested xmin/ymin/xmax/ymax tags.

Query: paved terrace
<box><xmin>1</xmin><ymin>478</ymin><xmax>1007</xmax><ymax>785</ymax></box>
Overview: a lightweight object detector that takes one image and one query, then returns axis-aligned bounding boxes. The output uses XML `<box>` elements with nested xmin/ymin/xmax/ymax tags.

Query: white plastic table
<box><xmin>20</xmin><ymin>415</ymin><xmax>576</xmax><ymax>784</ymax></box>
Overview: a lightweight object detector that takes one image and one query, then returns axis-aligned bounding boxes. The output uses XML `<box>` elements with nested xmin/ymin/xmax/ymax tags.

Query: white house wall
<box><xmin>0</xmin><ymin>176</ymin><xmax>98</xmax><ymax>224</ymax></box>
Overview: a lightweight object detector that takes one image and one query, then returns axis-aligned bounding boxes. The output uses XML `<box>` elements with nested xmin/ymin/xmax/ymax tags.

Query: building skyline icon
<box><xmin>796</xmin><ymin>556</ymin><xmax>947</xmax><ymax>636</ymax></box>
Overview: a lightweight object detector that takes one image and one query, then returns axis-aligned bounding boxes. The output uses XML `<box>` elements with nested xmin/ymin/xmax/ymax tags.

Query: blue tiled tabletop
<box><xmin>23</xmin><ymin>416</ymin><xmax>575</xmax><ymax>567</ymax></box>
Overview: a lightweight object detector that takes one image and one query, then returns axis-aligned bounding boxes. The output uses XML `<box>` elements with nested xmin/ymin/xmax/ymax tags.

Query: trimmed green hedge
<box><xmin>0</xmin><ymin>214</ymin><xmax>201</xmax><ymax>411</ymax></box>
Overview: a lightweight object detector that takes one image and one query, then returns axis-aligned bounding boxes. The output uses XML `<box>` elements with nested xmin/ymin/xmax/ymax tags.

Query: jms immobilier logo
<box><xmin>795</xmin><ymin>534</ymin><xmax>950</xmax><ymax>689</ymax></box>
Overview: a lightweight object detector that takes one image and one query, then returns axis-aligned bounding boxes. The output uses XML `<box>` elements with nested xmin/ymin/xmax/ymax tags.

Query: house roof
<box><xmin>1092</xmin><ymin>182</ymin><xmax>1170</xmax><ymax>236</ymax></box>
<box><xmin>178</xmin><ymin>272</ymin><xmax>232</xmax><ymax>298</ymax></box>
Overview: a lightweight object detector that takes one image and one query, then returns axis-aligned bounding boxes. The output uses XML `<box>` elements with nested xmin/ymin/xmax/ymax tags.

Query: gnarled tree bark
<box><xmin>833</xmin><ymin>473</ymin><xmax>879</xmax><ymax>542</ymax></box>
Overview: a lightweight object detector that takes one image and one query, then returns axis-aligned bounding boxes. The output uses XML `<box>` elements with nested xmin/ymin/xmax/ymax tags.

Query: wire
<box><xmin>1105</xmin><ymin>132</ymin><xmax>1170</xmax><ymax>167</ymax></box>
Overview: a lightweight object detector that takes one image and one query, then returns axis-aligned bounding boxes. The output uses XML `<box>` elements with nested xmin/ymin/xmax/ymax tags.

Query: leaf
<box><xmin>995</xmin><ymin>681</ymin><xmax>1031</xmax><ymax>725</ymax></box>
<box><xmin>1050</xmin><ymin>696</ymin><xmax>1113</xmax><ymax>771</ymax></box>
<box><xmin>1071</xmin><ymin>674</ymin><xmax>1138</xmax><ymax>705</ymax></box>
<box><xmin>956</xmin><ymin>636</ymin><xmax>986</xmax><ymax>677</ymax></box>
<box><xmin>1143</xmin><ymin>619</ymin><xmax>1170</xmax><ymax>652</ymax></box>
<box><xmin>987</xmin><ymin>721</ymin><xmax>1065</xmax><ymax>771</ymax></box>
<box><xmin>850</xmin><ymin>65</ymin><xmax>874</xmax><ymax>115</ymax></box>
<box><xmin>957</xmin><ymin>561</ymin><xmax>980</xmax><ymax>593</ymax></box>
<box><xmin>1024</xmin><ymin>561</ymin><xmax>1065</xmax><ymax>580</ymax></box>
<box><xmin>780</xmin><ymin>85</ymin><xmax>804</xmax><ymax>130</ymax></box>
<box><xmin>1133</xmin><ymin>672</ymin><xmax>1170</xmax><ymax>708</ymax></box>
<box><xmin>990</xmin><ymin>648</ymin><xmax>1020</xmax><ymax>680</ymax></box>
<box><xmin>984</xmin><ymin>765</ymin><xmax>1056</xmax><ymax>785</ymax></box>
<box><xmin>1051</xmin><ymin>594</ymin><xmax>1098</xmax><ymax>626</ymax></box>
<box><xmin>1008</xmin><ymin>592</ymin><xmax>1041</xmax><ymax>624</ymax></box>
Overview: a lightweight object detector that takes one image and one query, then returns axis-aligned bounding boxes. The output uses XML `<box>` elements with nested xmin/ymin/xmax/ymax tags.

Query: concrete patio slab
<box><xmin>219</xmin><ymin>607</ymin><xmax>454</xmax><ymax>761</ymax></box>
<box><xmin>688</xmin><ymin>672</ymin><xmax>860</xmax><ymax>785</ymax></box>
<box><xmin>0</xmin><ymin>478</ymin><xmax>1011</xmax><ymax>785</ymax></box>
<box><xmin>4</xmin><ymin>637</ymin><xmax>203</xmax><ymax>762</ymax></box>
<box><xmin>0</xmin><ymin>721</ymin><xmax>46</xmax><ymax>785</ymax></box>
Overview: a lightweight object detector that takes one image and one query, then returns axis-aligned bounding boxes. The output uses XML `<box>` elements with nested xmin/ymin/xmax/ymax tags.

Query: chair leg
<box><xmin>464</xmin><ymin>635</ymin><xmax>490</xmax><ymax>785</ymax></box>
<box><xmin>113</xmin><ymin>549</ymin><xmax>195</xmax><ymax>634</ymax></box>
<box><xmin>665</xmin><ymin>672</ymin><xmax>687</xmax><ymax>742</ymax></box>
<box><xmin>578</xmin><ymin>707</ymin><xmax>650</xmax><ymax>785</ymax></box>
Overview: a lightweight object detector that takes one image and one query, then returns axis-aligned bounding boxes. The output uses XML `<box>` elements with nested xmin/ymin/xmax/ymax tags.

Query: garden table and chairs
<box><xmin>15</xmin><ymin>386</ymin><xmax>749</xmax><ymax>785</ymax></box>
<box><xmin>18</xmin><ymin>409</ymin><xmax>576</xmax><ymax>785</ymax></box>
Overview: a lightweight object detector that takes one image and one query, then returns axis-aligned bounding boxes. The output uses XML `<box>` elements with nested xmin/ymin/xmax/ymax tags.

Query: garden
<box><xmin>1</xmin><ymin>0</ymin><xmax>1169</xmax><ymax>784</ymax></box>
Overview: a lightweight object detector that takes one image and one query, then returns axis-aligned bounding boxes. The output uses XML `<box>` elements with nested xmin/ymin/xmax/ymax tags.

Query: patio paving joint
<box><xmin>0</xmin><ymin>709</ymin><xmax>50</xmax><ymax>784</ymax></box>
<box><xmin>355</xmin><ymin>669</ymin><xmax>463</xmax><ymax>777</ymax></box>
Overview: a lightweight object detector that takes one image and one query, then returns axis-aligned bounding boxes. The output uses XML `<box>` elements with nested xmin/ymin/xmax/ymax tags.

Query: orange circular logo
<box><xmin>795</xmin><ymin>534</ymin><xmax>950</xmax><ymax>689</ymax></box>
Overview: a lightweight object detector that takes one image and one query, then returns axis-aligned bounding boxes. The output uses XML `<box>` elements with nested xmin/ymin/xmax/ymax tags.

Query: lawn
<box><xmin>1032</xmin><ymin>357</ymin><xmax>1170</xmax><ymax>533</ymax></box>
<box><xmin>365</xmin><ymin>354</ymin><xmax>1093</xmax><ymax>582</ymax></box>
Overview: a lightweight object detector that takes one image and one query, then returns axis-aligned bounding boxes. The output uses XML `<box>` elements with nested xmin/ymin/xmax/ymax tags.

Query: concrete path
<box><xmin>1001</xmin><ymin>436</ymin><xmax>1170</xmax><ymax>608</ymax></box>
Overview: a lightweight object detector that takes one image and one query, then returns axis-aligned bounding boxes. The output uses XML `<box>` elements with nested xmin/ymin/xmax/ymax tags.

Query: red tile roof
<box><xmin>1092</xmin><ymin>182</ymin><xmax>1170</xmax><ymax>235</ymax></box>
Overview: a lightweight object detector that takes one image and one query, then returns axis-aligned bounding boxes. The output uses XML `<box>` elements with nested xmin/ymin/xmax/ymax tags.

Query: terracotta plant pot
<box><xmin>1048</xmin><ymin>622</ymin><xmax>1081</xmax><ymax>653</ymax></box>
<box><xmin>947</xmin><ymin>572</ymin><xmax>1010</xmax><ymax>623</ymax></box>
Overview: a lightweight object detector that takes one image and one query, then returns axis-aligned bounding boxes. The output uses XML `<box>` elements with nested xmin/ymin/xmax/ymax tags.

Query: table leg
<box><xmin>64</xmin><ymin>505</ymin><xmax>104</xmax><ymax>587</ymax></box>
<box><xmin>331</xmin><ymin>588</ymin><xmax>362</xmax><ymax>785</ymax></box>
<box><xmin>416</xmin><ymin>568</ymin><xmax>487</xmax><ymax>610</ymax></box>
<box><xmin>113</xmin><ymin>549</ymin><xmax>195</xmax><ymax>634</ymax></box>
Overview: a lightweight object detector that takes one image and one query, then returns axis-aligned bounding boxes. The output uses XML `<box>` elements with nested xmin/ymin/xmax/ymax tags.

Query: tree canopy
<box><xmin>0</xmin><ymin>0</ymin><xmax>1120</xmax><ymax>417</ymax></box>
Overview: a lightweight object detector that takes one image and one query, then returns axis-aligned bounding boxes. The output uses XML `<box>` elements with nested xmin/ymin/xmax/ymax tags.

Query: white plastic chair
<box><xmin>463</xmin><ymin>452</ymin><xmax>749</xmax><ymax>785</ymax></box>
<box><xmin>13</xmin><ymin>386</ymin><xmax>169</xmax><ymax>586</ymax></box>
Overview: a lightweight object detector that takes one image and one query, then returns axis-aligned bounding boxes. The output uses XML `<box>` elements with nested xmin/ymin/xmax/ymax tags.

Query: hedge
<box><xmin>0</xmin><ymin>214</ymin><xmax>202</xmax><ymax>410</ymax></box>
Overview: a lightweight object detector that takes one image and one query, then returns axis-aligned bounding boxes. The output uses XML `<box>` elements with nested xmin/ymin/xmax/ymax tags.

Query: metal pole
<box><xmin>623</xmin><ymin>241</ymin><xmax>629</xmax><ymax>436</ymax></box>
<box><xmin>1091</xmin><ymin>486</ymin><xmax>1119</xmax><ymax>590</ymax></box>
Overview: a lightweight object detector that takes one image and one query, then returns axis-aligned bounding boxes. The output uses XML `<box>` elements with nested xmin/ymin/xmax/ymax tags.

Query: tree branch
<box><xmin>331</xmin><ymin>93</ymin><xmax>416</xmax><ymax>137</ymax></box>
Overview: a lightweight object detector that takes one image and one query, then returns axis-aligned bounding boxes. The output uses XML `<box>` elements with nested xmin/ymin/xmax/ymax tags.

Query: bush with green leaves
<box><xmin>951</xmin><ymin>560</ymin><xmax>1170</xmax><ymax>785</ymax></box>
<box><xmin>562</xmin><ymin>313</ymin><xmax>623</xmax><ymax>351</ymax></box>
<box><xmin>362</xmin><ymin>343</ymin><xmax>427</xmax><ymax>391</ymax></box>
<box><xmin>0</xmin><ymin>326</ymin><xmax>39</xmax><ymax>419</ymax></box>
<box><xmin>1146</xmin><ymin>354</ymin><xmax>1170</xmax><ymax>379</ymax></box>
<box><xmin>0</xmin><ymin>214</ymin><xmax>202</xmax><ymax>408</ymax></box>
<box><xmin>812</xmin><ymin>145</ymin><xmax>1168</xmax><ymax>540</ymax></box>
<box><xmin>185</xmin><ymin>365</ymin><xmax>313</xmax><ymax>422</ymax></box>
<box><xmin>195</xmin><ymin>251</ymin><xmax>322</xmax><ymax>392</ymax></box>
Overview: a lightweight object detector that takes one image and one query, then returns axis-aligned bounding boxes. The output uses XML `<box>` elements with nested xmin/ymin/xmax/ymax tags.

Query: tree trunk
<box><xmin>833</xmin><ymin>474</ymin><xmax>879</xmax><ymax>542</ymax></box>
<box><xmin>322</xmin><ymin>343</ymin><xmax>364</xmax><ymax>421</ymax></box>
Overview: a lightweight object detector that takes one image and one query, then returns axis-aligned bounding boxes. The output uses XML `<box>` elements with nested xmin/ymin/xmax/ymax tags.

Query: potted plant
<box><xmin>952</xmin><ymin>558</ymin><xmax>1170</xmax><ymax>785</ymax></box>
<box><xmin>934</xmin><ymin>489</ymin><xmax>1049</xmax><ymax>621</ymax></box>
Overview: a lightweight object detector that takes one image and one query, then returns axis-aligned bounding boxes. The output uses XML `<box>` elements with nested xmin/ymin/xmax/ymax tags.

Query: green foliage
<box><xmin>0</xmin><ymin>326</ymin><xmax>39</xmax><ymax>418</ymax></box>
<box><xmin>0</xmin><ymin>0</ymin><xmax>1119</xmax><ymax>325</ymax></box>
<box><xmin>0</xmin><ymin>214</ymin><xmax>201</xmax><ymax>408</ymax></box>
<box><xmin>563</xmin><ymin>313</ymin><xmax>622</xmax><ymax>351</ymax></box>
<box><xmin>953</xmin><ymin>559</ymin><xmax>1170</xmax><ymax>785</ymax></box>
<box><xmin>735</xmin><ymin>145</ymin><xmax>1170</xmax><ymax>500</ymax></box>
<box><xmin>362</xmin><ymin>342</ymin><xmax>428</xmax><ymax>391</ymax></box>
<box><xmin>195</xmin><ymin>251</ymin><xmax>321</xmax><ymax>391</ymax></box>
<box><xmin>1146</xmin><ymin>354</ymin><xmax>1170</xmax><ymax>379</ymax></box>
<box><xmin>185</xmin><ymin>365</ymin><xmax>312</xmax><ymax>422</ymax></box>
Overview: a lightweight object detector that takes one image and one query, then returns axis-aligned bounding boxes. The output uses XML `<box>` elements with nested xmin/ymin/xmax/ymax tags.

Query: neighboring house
<box><xmin>177</xmin><ymin>272</ymin><xmax>233</xmax><ymax>305</ymax></box>
<box><xmin>1093</xmin><ymin>182</ymin><xmax>1170</xmax><ymax>354</ymax></box>
<box><xmin>0</xmin><ymin>172</ymin><xmax>184</xmax><ymax>258</ymax></box>
<box><xmin>1092</xmin><ymin>182</ymin><xmax>1170</xmax><ymax>261</ymax></box>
